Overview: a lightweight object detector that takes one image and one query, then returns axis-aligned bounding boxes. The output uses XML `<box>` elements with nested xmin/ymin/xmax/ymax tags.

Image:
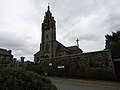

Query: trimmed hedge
<box><xmin>0</xmin><ymin>68</ymin><xmax>57</xmax><ymax>90</ymax></box>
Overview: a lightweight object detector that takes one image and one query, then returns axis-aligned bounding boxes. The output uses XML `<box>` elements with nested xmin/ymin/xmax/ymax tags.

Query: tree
<box><xmin>105</xmin><ymin>31</ymin><xmax>120</xmax><ymax>59</ymax></box>
<box><xmin>0</xmin><ymin>68</ymin><xmax>57</xmax><ymax>90</ymax></box>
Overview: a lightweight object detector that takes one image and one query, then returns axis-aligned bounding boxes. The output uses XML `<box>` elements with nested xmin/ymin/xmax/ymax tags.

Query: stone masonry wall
<box><xmin>39</xmin><ymin>50</ymin><xmax>116</xmax><ymax>80</ymax></box>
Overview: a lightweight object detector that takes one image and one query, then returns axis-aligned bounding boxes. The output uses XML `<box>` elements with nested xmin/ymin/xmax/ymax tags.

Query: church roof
<box><xmin>56</xmin><ymin>41</ymin><xmax>71</xmax><ymax>53</ymax></box>
<box><xmin>67</xmin><ymin>46</ymin><xmax>83</xmax><ymax>54</ymax></box>
<box><xmin>67</xmin><ymin>46</ymin><xmax>79</xmax><ymax>50</ymax></box>
<box><xmin>56</xmin><ymin>41</ymin><xmax>83</xmax><ymax>54</ymax></box>
<box><xmin>34</xmin><ymin>51</ymin><xmax>41</xmax><ymax>56</ymax></box>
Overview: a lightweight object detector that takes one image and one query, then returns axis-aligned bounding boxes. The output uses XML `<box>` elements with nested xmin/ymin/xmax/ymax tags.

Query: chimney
<box><xmin>8</xmin><ymin>50</ymin><xmax>12</xmax><ymax>54</ymax></box>
<box><xmin>13</xmin><ymin>58</ymin><xmax>17</xmax><ymax>65</ymax></box>
<box><xmin>20</xmin><ymin>56</ymin><xmax>25</xmax><ymax>63</ymax></box>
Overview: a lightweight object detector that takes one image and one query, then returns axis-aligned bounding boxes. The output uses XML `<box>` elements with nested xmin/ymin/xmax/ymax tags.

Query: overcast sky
<box><xmin>0</xmin><ymin>0</ymin><xmax>120</xmax><ymax>61</ymax></box>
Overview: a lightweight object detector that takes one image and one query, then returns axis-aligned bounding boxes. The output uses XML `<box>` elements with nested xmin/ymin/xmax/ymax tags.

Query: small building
<box><xmin>0</xmin><ymin>48</ymin><xmax>13</xmax><ymax>65</ymax></box>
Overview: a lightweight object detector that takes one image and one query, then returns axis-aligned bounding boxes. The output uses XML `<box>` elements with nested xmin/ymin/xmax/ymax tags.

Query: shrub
<box><xmin>0</xmin><ymin>68</ymin><xmax>57</xmax><ymax>90</ymax></box>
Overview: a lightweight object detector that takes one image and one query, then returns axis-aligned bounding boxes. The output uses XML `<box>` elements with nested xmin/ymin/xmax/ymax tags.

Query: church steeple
<box><xmin>40</xmin><ymin>5</ymin><xmax>56</xmax><ymax>58</ymax></box>
<box><xmin>34</xmin><ymin>5</ymin><xmax>83</xmax><ymax>62</ymax></box>
<box><xmin>44</xmin><ymin>4</ymin><xmax>52</xmax><ymax>20</ymax></box>
<box><xmin>47</xmin><ymin>3</ymin><xmax>50</xmax><ymax>11</ymax></box>
<box><xmin>42</xmin><ymin>5</ymin><xmax>56</xmax><ymax>31</ymax></box>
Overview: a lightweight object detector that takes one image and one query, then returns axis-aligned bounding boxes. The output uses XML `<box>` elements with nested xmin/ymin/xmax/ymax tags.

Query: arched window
<box><xmin>45</xmin><ymin>44</ymin><xmax>49</xmax><ymax>51</ymax></box>
<box><xmin>37</xmin><ymin>57</ymin><xmax>39</xmax><ymax>63</ymax></box>
<box><xmin>45</xmin><ymin>55</ymin><xmax>49</xmax><ymax>58</ymax></box>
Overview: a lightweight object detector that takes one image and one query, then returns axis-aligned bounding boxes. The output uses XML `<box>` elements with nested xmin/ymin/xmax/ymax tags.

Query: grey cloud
<box><xmin>64</xmin><ymin>33</ymin><xmax>100</xmax><ymax>42</ymax></box>
<box><xmin>104</xmin><ymin>13</ymin><xmax>120</xmax><ymax>32</ymax></box>
<box><xmin>52</xmin><ymin>0</ymin><xmax>120</xmax><ymax>51</ymax></box>
<box><xmin>1</xmin><ymin>0</ymin><xmax>120</xmax><ymax>61</ymax></box>
<box><xmin>0</xmin><ymin>31</ymin><xmax>38</xmax><ymax>60</ymax></box>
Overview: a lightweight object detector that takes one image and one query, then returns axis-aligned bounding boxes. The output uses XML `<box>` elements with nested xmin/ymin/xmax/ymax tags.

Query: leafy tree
<box><xmin>0</xmin><ymin>68</ymin><xmax>57</xmax><ymax>90</ymax></box>
<box><xmin>105</xmin><ymin>31</ymin><xmax>120</xmax><ymax>59</ymax></box>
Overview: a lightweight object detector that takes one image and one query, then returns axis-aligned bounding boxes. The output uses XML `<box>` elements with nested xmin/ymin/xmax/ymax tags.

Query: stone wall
<box><xmin>39</xmin><ymin>50</ymin><xmax>116</xmax><ymax>80</ymax></box>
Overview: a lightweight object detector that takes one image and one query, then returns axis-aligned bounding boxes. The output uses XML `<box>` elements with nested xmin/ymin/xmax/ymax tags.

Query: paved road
<box><xmin>49</xmin><ymin>78</ymin><xmax>119</xmax><ymax>90</ymax></box>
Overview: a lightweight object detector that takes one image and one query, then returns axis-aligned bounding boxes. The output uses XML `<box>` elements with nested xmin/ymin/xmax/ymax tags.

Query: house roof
<box><xmin>0</xmin><ymin>48</ymin><xmax>12</xmax><ymax>55</ymax></box>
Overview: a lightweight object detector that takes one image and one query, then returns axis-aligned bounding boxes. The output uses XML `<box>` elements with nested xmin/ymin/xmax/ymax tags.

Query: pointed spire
<box><xmin>44</xmin><ymin>3</ymin><xmax>52</xmax><ymax>19</ymax></box>
<box><xmin>48</xmin><ymin>3</ymin><xmax>50</xmax><ymax>11</ymax></box>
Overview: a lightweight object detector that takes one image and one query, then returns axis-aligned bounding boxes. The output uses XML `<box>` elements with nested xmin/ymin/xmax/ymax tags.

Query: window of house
<box><xmin>0</xmin><ymin>56</ymin><xmax>3</xmax><ymax>60</ymax></box>
<box><xmin>6</xmin><ymin>57</ymin><xmax>9</xmax><ymax>61</ymax></box>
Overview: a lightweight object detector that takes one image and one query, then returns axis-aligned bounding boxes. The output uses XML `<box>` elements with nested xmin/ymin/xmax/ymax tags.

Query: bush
<box><xmin>0</xmin><ymin>68</ymin><xmax>57</xmax><ymax>90</ymax></box>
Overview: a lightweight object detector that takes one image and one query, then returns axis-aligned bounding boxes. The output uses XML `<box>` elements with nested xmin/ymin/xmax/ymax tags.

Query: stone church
<box><xmin>34</xmin><ymin>5</ymin><xmax>83</xmax><ymax>63</ymax></box>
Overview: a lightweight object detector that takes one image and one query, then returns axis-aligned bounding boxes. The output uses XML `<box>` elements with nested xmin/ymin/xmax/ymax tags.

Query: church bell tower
<box><xmin>40</xmin><ymin>5</ymin><xmax>56</xmax><ymax>59</ymax></box>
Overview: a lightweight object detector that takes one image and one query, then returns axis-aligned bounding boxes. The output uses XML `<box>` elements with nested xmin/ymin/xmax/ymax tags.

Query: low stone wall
<box><xmin>40</xmin><ymin>50</ymin><xmax>116</xmax><ymax>80</ymax></box>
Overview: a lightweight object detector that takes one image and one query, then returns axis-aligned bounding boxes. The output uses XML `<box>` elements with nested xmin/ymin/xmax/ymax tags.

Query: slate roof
<box><xmin>34</xmin><ymin>51</ymin><xmax>41</xmax><ymax>56</ymax></box>
<box><xmin>0</xmin><ymin>48</ymin><xmax>12</xmax><ymax>55</ymax></box>
<box><xmin>56</xmin><ymin>41</ymin><xmax>71</xmax><ymax>53</ymax></box>
<box><xmin>67</xmin><ymin>46</ymin><xmax>83</xmax><ymax>54</ymax></box>
<box><xmin>56</xmin><ymin>41</ymin><xmax>83</xmax><ymax>54</ymax></box>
